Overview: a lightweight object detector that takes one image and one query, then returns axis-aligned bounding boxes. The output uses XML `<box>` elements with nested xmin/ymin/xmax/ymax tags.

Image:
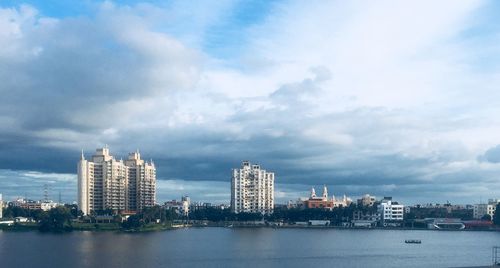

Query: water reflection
<box><xmin>0</xmin><ymin>228</ymin><xmax>499</xmax><ymax>268</ymax></box>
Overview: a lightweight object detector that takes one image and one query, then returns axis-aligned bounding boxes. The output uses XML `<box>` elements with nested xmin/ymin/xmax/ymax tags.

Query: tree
<box><xmin>493</xmin><ymin>204</ymin><xmax>500</xmax><ymax>226</ymax></box>
<box><xmin>122</xmin><ymin>215</ymin><xmax>144</xmax><ymax>229</ymax></box>
<box><xmin>481</xmin><ymin>214</ymin><xmax>492</xmax><ymax>221</ymax></box>
<box><xmin>38</xmin><ymin>207</ymin><xmax>73</xmax><ymax>232</ymax></box>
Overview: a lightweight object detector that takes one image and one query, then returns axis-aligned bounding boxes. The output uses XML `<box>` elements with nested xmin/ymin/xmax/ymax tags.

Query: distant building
<box><xmin>303</xmin><ymin>186</ymin><xmax>352</xmax><ymax>210</ymax></box>
<box><xmin>378</xmin><ymin>197</ymin><xmax>404</xmax><ymax>225</ymax></box>
<box><xmin>473</xmin><ymin>199</ymin><xmax>500</xmax><ymax>219</ymax></box>
<box><xmin>352</xmin><ymin>210</ymin><xmax>380</xmax><ymax>222</ymax></box>
<box><xmin>406</xmin><ymin>203</ymin><xmax>473</xmax><ymax>220</ymax></box>
<box><xmin>181</xmin><ymin>196</ymin><xmax>190</xmax><ymax>216</ymax></box>
<box><xmin>40</xmin><ymin>200</ymin><xmax>58</xmax><ymax>211</ymax></box>
<box><xmin>7</xmin><ymin>198</ymin><xmax>58</xmax><ymax>212</ymax></box>
<box><xmin>163</xmin><ymin>196</ymin><xmax>191</xmax><ymax>217</ymax></box>
<box><xmin>357</xmin><ymin>194</ymin><xmax>376</xmax><ymax>207</ymax></box>
<box><xmin>304</xmin><ymin>186</ymin><xmax>333</xmax><ymax>209</ymax></box>
<box><xmin>231</xmin><ymin>161</ymin><xmax>274</xmax><ymax>215</ymax></box>
<box><xmin>0</xmin><ymin>194</ymin><xmax>2</xmax><ymax>219</ymax></box>
<box><xmin>11</xmin><ymin>198</ymin><xmax>42</xmax><ymax>210</ymax></box>
<box><xmin>78</xmin><ymin>147</ymin><xmax>156</xmax><ymax>215</ymax></box>
<box><xmin>287</xmin><ymin>198</ymin><xmax>307</xmax><ymax>209</ymax></box>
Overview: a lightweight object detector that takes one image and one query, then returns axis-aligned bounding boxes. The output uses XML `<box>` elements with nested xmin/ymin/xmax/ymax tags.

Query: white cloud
<box><xmin>0</xmin><ymin>1</ymin><xmax>499</xmax><ymax>203</ymax></box>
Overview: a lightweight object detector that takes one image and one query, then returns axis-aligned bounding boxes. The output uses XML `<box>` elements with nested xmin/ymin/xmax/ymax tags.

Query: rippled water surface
<box><xmin>0</xmin><ymin>228</ymin><xmax>498</xmax><ymax>267</ymax></box>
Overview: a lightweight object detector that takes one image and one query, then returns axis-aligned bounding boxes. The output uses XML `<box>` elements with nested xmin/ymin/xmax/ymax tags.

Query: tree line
<box><xmin>3</xmin><ymin>203</ymin><xmax>500</xmax><ymax>231</ymax></box>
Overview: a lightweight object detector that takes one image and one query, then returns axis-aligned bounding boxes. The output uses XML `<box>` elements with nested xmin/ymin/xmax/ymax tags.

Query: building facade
<box><xmin>303</xmin><ymin>186</ymin><xmax>352</xmax><ymax>209</ymax></box>
<box><xmin>231</xmin><ymin>161</ymin><xmax>274</xmax><ymax>215</ymax></box>
<box><xmin>377</xmin><ymin>197</ymin><xmax>404</xmax><ymax>225</ymax></box>
<box><xmin>163</xmin><ymin>196</ymin><xmax>191</xmax><ymax>217</ymax></box>
<box><xmin>473</xmin><ymin>199</ymin><xmax>500</xmax><ymax>219</ymax></box>
<box><xmin>0</xmin><ymin>194</ymin><xmax>2</xmax><ymax>219</ymax></box>
<box><xmin>78</xmin><ymin>147</ymin><xmax>156</xmax><ymax>215</ymax></box>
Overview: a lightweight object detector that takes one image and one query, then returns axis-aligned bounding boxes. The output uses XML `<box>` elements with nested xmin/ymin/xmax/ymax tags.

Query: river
<box><xmin>0</xmin><ymin>228</ymin><xmax>498</xmax><ymax>267</ymax></box>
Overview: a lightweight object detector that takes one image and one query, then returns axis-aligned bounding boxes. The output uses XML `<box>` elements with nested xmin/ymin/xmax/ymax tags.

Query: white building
<box><xmin>231</xmin><ymin>161</ymin><xmax>274</xmax><ymax>215</ymax></box>
<box><xmin>0</xmin><ymin>194</ymin><xmax>2</xmax><ymax>219</ymax></box>
<box><xmin>78</xmin><ymin>147</ymin><xmax>156</xmax><ymax>215</ymax></box>
<box><xmin>473</xmin><ymin>199</ymin><xmax>500</xmax><ymax>219</ymax></box>
<box><xmin>164</xmin><ymin>196</ymin><xmax>191</xmax><ymax>217</ymax></box>
<box><xmin>181</xmin><ymin>196</ymin><xmax>190</xmax><ymax>217</ymax></box>
<box><xmin>378</xmin><ymin>198</ymin><xmax>404</xmax><ymax>224</ymax></box>
<box><xmin>40</xmin><ymin>200</ymin><xmax>58</xmax><ymax>211</ymax></box>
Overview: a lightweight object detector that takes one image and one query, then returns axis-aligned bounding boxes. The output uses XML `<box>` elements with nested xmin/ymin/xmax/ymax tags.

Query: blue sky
<box><xmin>0</xmin><ymin>0</ymin><xmax>500</xmax><ymax>205</ymax></box>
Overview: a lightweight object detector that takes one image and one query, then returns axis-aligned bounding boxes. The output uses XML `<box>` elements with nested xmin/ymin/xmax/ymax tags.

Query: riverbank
<box><xmin>2</xmin><ymin>221</ymin><xmax>500</xmax><ymax>233</ymax></box>
<box><xmin>0</xmin><ymin>222</ymin><xmax>177</xmax><ymax>233</ymax></box>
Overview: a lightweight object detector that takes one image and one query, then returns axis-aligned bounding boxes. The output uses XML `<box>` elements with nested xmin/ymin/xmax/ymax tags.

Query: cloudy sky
<box><xmin>1</xmin><ymin>0</ymin><xmax>500</xmax><ymax>205</ymax></box>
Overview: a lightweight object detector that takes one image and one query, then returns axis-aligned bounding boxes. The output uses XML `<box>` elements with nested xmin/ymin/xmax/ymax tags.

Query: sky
<box><xmin>1</xmin><ymin>0</ymin><xmax>500</xmax><ymax>205</ymax></box>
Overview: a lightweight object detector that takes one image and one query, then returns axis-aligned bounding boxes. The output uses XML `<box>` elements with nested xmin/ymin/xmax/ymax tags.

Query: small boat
<box><xmin>405</xmin><ymin>239</ymin><xmax>422</xmax><ymax>244</ymax></box>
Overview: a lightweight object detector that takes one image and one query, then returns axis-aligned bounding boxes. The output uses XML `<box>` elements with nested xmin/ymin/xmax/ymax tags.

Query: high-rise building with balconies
<box><xmin>231</xmin><ymin>161</ymin><xmax>274</xmax><ymax>215</ymax></box>
<box><xmin>78</xmin><ymin>147</ymin><xmax>156</xmax><ymax>215</ymax></box>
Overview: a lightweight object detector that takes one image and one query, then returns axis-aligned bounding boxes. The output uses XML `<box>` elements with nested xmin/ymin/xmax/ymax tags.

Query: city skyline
<box><xmin>1</xmin><ymin>1</ymin><xmax>500</xmax><ymax>205</ymax></box>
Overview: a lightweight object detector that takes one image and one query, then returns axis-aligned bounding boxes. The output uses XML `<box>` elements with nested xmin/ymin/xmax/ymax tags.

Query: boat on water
<box><xmin>405</xmin><ymin>239</ymin><xmax>422</xmax><ymax>244</ymax></box>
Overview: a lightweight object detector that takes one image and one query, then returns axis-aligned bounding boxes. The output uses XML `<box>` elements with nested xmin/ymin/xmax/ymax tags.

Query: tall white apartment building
<box><xmin>0</xmin><ymin>193</ymin><xmax>3</xmax><ymax>219</ymax></box>
<box><xmin>378</xmin><ymin>198</ymin><xmax>404</xmax><ymax>224</ymax></box>
<box><xmin>78</xmin><ymin>147</ymin><xmax>156</xmax><ymax>215</ymax></box>
<box><xmin>231</xmin><ymin>161</ymin><xmax>274</xmax><ymax>215</ymax></box>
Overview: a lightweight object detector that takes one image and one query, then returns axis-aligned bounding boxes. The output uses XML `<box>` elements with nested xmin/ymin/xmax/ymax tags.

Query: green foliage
<box><xmin>190</xmin><ymin>207</ymin><xmax>231</xmax><ymax>222</ymax></box>
<box><xmin>65</xmin><ymin>204</ymin><xmax>83</xmax><ymax>218</ymax></box>
<box><xmin>493</xmin><ymin>204</ymin><xmax>500</xmax><ymax>226</ymax></box>
<box><xmin>2</xmin><ymin>206</ymin><xmax>46</xmax><ymax>221</ymax></box>
<box><xmin>481</xmin><ymin>214</ymin><xmax>492</xmax><ymax>221</ymax></box>
<box><xmin>266</xmin><ymin>205</ymin><xmax>357</xmax><ymax>224</ymax></box>
<box><xmin>38</xmin><ymin>207</ymin><xmax>73</xmax><ymax>232</ymax></box>
<box><xmin>121</xmin><ymin>215</ymin><xmax>144</xmax><ymax>229</ymax></box>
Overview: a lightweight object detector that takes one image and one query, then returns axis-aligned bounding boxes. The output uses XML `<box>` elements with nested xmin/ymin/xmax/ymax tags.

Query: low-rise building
<box><xmin>378</xmin><ymin>197</ymin><xmax>404</xmax><ymax>226</ymax></box>
<box><xmin>406</xmin><ymin>203</ymin><xmax>473</xmax><ymax>220</ymax></box>
<box><xmin>473</xmin><ymin>199</ymin><xmax>500</xmax><ymax>219</ymax></box>
<box><xmin>287</xmin><ymin>198</ymin><xmax>307</xmax><ymax>209</ymax></box>
<box><xmin>352</xmin><ymin>210</ymin><xmax>380</xmax><ymax>222</ymax></box>
<box><xmin>11</xmin><ymin>199</ymin><xmax>42</xmax><ymax>210</ymax></box>
<box><xmin>164</xmin><ymin>196</ymin><xmax>191</xmax><ymax>217</ymax></box>
<box><xmin>9</xmin><ymin>198</ymin><xmax>59</xmax><ymax>212</ymax></box>
<box><xmin>303</xmin><ymin>186</ymin><xmax>352</xmax><ymax>210</ymax></box>
<box><xmin>352</xmin><ymin>220</ymin><xmax>377</xmax><ymax>228</ymax></box>
<box><xmin>40</xmin><ymin>200</ymin><xmax>59</xmax><ymax>211</ymax></box>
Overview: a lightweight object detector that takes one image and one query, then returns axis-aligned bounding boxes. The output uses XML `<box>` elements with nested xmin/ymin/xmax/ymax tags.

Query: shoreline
<box><xmin>2</xmin><ymin>222</ymin><xmax>500</xmax><ymax>233</ymax></box>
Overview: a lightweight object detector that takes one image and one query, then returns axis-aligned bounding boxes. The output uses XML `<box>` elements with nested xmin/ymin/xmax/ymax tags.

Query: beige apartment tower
<box><xmin>78</xmin><ymin>147</ymin><xmax>156</xmax><ymax>215</ymax></box>
<box><xmin>231</xmin><ymin>161</ymin><xmax>274</xmax><ymax>215</ymax></box>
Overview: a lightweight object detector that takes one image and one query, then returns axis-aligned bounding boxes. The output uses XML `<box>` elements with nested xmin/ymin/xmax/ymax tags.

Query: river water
<box><xmin>0</xmin><ymin>228</ymin><xmax>498</xmax><ymax>267</ymax></box>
